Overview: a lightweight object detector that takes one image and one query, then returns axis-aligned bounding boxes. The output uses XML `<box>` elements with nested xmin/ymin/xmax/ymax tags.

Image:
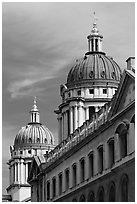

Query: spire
<box><xmin>87</xmin><ymin>12</ymin><xmax>103</xmax><ymax>53</ymax></box>
<box><xmin>29</xmin><ymin>96</ymin><xmax>40</xmax><ymax>123</ymax></box>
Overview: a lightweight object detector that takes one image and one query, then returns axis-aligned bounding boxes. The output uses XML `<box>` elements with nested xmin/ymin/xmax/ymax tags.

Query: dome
<box><xmin>14</xmin><ymin>123</ymin><xmax>54</xmax><ymax>150</ymax></box>
<box><xmin>67</xmin><ymin>52</ymin><xmax>121</xmax><ymax>87</ymax></box>
<box><xmin>13</xmin><ymin>97</ymin><xmax>55</xmax><ymax>150</ymax></box>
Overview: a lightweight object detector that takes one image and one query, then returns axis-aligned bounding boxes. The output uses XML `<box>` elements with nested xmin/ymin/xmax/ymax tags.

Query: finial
<box><xmin>34</xmin><ymin>96</ymin><xmax>37</xmax><ymax>105</ymax></box>
<box><xmin>90</xmin><ymin>11</ymin><xmax>99</xmax><ymax>34</ymax></box>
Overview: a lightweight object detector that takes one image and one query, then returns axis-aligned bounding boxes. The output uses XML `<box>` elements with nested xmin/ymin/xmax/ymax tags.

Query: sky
<box><xmin>2</xmin><ymin>2</ymin><xmax>135</xmax><ymax>194</ymax></box>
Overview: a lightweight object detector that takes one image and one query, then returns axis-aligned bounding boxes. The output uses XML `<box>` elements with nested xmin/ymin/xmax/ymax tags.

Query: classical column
<box><xmin>114</xmin><ymin>133</ymin><xmax>120</xmax><ymax>162</ymax></box>
<box><xmin>62</xmin><ymin>170</ymin><xmax>65</xmax><ymax>193</ymax></box>
<box><xmin>50</xmin><ymin>180</ymin><xmax>52</xmax><ymax>200</ymax></box>
<box><xmin>69</xmin><ymin>166</ymin><xmax>73</xmax><ymax>189</ymax></box>
<box><xmin>74</xmin><ymin>105</ymin><xmax>78</xmax><ymax>130</ymax></box>
<box><xmin>94</xmin><ymin>149</ymin><xmax>98</xmax><ymax>176</ymax></box>
<box><xmin>18</xmin><ymin>162</ymin><xmax>20</xmax><ymax>183</ymax></box>
<box><xmin>64</xmin><ymin>111</ymin><xmax>68</xmax><ymax>139</ymax></box>
<box><xmin>15</xmin><ymin>163</ymin><xmax>17</xmax><ymax>182</ymax></box>
<box><xmin>25</xmin><ymin>163</ymin><xmax>28</xmax><ymax>182</ymax></box>
<box><xmin>62</xmin><ymin>113</ymin><xmax>64</xmax><ymax>141</ymax></box>
<box><xmin>57</xmin><ymin>116</ymin><xmax>61</xmax><ymax>144</ymax></box>
<box><xmin>21</xmin><ymin>160</ymin><xmax>24</xmax><ymax>183</ymax></box>
<box><xmin>70</xmin><ymin>107</ymin><xmax>73</xmax><ymax>134</ymax></box>
<box><xmin>86</xmin><ymin>107</ymin><xmax>89</xmax><ymax>121</ymax></box>
<box><xmin>78</xmin><ymin>105</ymin><xmax>83</xmax><ymax>127</ymax></box>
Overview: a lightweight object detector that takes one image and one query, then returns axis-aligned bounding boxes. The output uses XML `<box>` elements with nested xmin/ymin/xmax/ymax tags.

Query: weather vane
<box><xmin>91</xmin><ymin>11</ymin><xmax>98</xmax><ymax>25</ymax></box>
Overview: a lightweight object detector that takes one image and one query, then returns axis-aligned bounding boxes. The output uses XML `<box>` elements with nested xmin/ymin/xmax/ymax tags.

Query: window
<box><xmin>47</xmin><ymin>181</ymin><xmax>50</xmax><ymax>201</ymax></box>
<box><xmin>28</xmin><ymin>162</ymin><xmax>31</xmax><ymax>177</ymax></box>
<box><xmin>72</xmin><ymin>164</ymin><xmax>77</xmax><ymax>187</ymax></box>
<box><xmin>79</xmin><ymin>194</ymin><xmax>86</xmax><ymax>202</ymax></box>
<box><xmin>89</xmin><ymin>89</ymin><xmax>94</xmax><ymax>94</ymax></box>
<box><xmin>80</xmin><ymin>158</ymin><xmax>85</xmax><ymax>183</ymax></box>
<box><xmin>29</xmin><ymin>138</ymin><xmax>32</xmax><ymax>143</ymax></box>
<box><xmin>108</xmin><ymin>138</ymin><xmax>115</xmax><ymax>168</ymax></box>
<box><xmin>89</xmin><ymin>152</ymin><xmax>94</xmax><ymax>178</ymax></box>
<box><xmin>109</xmin><ymin>182</ymin><xmax>115</xmax><ymax>202</ymax></box>
<box><xmin>103</xmin><ymin>88</ymin><xmax>107</xmax><ymax>94</ymax></box>
<box><xmin>65</xmin><ymin>169</ymin><xmax>69</xmax><ymax>190</ymax></box>
<box><xmin>88</xmin><ymin>191</ymin><xmax>95</xmax><ymax>202</ymax></box>
<box><xmin>28</xmin><ymin>150</ymin><xmax>31</xmax><ymax>154</ymax></box>
<box><xmin>52</xmin><ymin>177</ymin><xmax>56</xmax><ymax>198</ymax></box>
<box><xmin>77</xmin><ymin>90</ymin><xmax>81</xmax><ymax>96</ymax></box>
<box><xmin>37</xmin><ymin>138</ymin><xmax>40</xmax><ymax>143</ymax></box>
<box><xmin>59</xmin><ymin>173</ymin><xmax>62</xmax><ymax>195</ymax></box>
<box><xmin>98</xmin><ymin>146</ymin><xmax>103</xmax><ymax>173</ymax></box>
<box><xmin>98</xmin><ymin>186</ymin><xmax>104</xmax><ymax>202</ymax></box>
<box><xmin>121</xmin><ymin>175</ymin><xmax>128</xmax><ymax>201</ymax></box>
<box><xmin>20</xmin><ymin>150</ymin><xmax>23</xmax><ymax>154</ymax></box>
<box><xmin>89</xmin><ymin>106</ymin><xmax>95</xmax><ymax>119</ymax></box>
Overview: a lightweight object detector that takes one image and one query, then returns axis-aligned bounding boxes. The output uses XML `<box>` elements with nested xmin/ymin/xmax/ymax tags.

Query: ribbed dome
<box><xmin>67</xmin><ymin>52</ymin><xmax>122</xmax><ymax>87</ymax></box>
<box><xmin>14</xmin><ymin>123</ymin><xmax>54</xmax><ymax>149</ymax></box>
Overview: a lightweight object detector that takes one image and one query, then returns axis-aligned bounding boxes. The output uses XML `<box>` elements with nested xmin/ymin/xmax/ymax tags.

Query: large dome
<box><xmin>14</xmin><ymin>123</ymin><xmax>54</xmax><ymax>150</ymax></box>
<box><xmin>67</xmin><ymin>52</ymin><xmax>121</xmax><ymax>87</ymax></box>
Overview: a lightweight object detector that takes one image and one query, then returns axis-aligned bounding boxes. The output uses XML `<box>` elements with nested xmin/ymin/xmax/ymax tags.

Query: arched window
<box><xmin>97</xmin><ymin>186</ymin><xmax>104</xmax><ymax>202</ymax></box>
<box><xmin>65</xmin><ymin>168</ymin><xmax>69</xmax><ymax>190</ymax></box>
<box><xmin>59</xmin><ymin>173</ymin><xmax>62</xmax><ymax>195</ymax></box>
<box><xmin>79</xmin><ymin>194</ymin><xmax>86</xmax><ymax>202</ymax></box>
<box><xmin>98</xmin><ymin>145</ymin><xmax>104</xmax><ymax>173</ymax></box>
<box><xmin>72</xmin><ymin>163</ymin><xmax>77</xmax><ymax>187</ymax></box>
<box><xmin>115</xmin><ymin>122</ymin><xmax>129</xmax><ymax>159</ymax></box>
<box><xmin>47</xmin><ymin>181</ymin><xmax>50</xmax><ymax>201</ymax></box>
<box><xmin>88</xmin><ymin>191</ymin><xmax>95</xmax><ymax>202</ymax></box>
<box><xmin>121</xmin><ymin>174</ymin><xmax>128</xmax><ymax>201</ymax></box>
<box><xmin>80</xmin><ymin>158</ymin><xmax>85</xmax><ymax>183</ymax></box>
<box><xmin>108</xmin><ymin>182</ymin><xmax>115</xmax><ymax>202</ymax></box>
<box><xmin>52</xmin><ymin>177</ymin><xmax>56</xmax><ymax>198</ymax></box>
<box><xmin>108</xmin><ymin>138</ymin><xmax>115</xmax><ymax>168</ymax></box>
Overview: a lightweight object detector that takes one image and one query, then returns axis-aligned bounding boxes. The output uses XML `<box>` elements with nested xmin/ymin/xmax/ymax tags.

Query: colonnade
<box><xmin>57</xmin><ymin>105</ymin><xmax>90</xmax><ymax>143</ymax></box>
<box><xmin>10</xmin><ymin>160</ymin><xmax>30</xmax><ymax>185</ymax></box>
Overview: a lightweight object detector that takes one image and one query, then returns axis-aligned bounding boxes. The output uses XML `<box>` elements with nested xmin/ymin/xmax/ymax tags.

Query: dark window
<box><xmin>89</xmin><ymin>153</ymin><xmax>94</xmax><ymax>177</ymax></box>
<box><xmin>29</xmin><ymin>138</ymin><xmax>32</xmax><ymax>143</ymax></box>
<box><xmin>39</xmin><ymin>179</ymin><xmax>43</xmax><ymax>201</ymax></box>
<box><xmin>67</xmin><ymin>110</ymin><xmax>70</xmax><ymax>135</ymax></box>
<box><xmin>77</xmin><ymin>90</ymin><xmax>81</xmax><ymax>96</ymax></box>
<box><xmin>109</xmin><ymin>183</ymin><xmax>115</xmax><ymax>202</ymax></box>
<box><xmin>28</xmin><ymin>150</ymin><xmax>31</xmax><ymax>154</ymax></box>
<box><xmin>98</xmin><ymin>187</ymin><xmax>104</xmax><ymax>202</ymax></box>
<box><xmin>89</xmin><ymin>106</ymin><xmax>95</xmax><ymax>120</ymax></box>
<box><xmin>65</xmin><ymin>169</ymin><xmax>69</xmax><ymax>190</ymax></box>
<box><xmin>89</xmin><ymin>89</ymin><xmax>94</xmax><ymax>94</ymax></box>
<box><xmin>79</xmin><ymin>194</ymin><xmax>86</xmax><ymax>202</ymax></box>
<box><xmin>68</xmin><ymin>92</ymin><xmax>71</xmax><ymax>97</ymax></box>
<box><xmin>80</xmin><ymin>159</ymin><xmax>85</xmax><ymax>183</ymax></box>
<box><xmin>53</xmin><ymin>177</ymin><xmax>56</xmax><ymax>198</ymax></box>
<box><xmin>88</xmin><ymin>191</ymin><xmax>95</xmax><ymax>202</ymax></box>
<box><xmin>121</xmin><ymin>175</ymin><xmax>128</xmax><ymax>201</ymax></box>
<box><xmin>103</xmin><ymin>88</ymin><xmax>107</xmax><ymax>94</ymax></box>
<box><xmin>72</xmin><ymin>164</ymin><xmax>77</xmax><ymax>187</ymax></box>
<box><xmin>98</xmin><ymin>146</ymin><xmax>103</xmax><ymax>173</ymax></box>
<box><xmin>20</xmin><ymin>150</ymin><xmax>23</xmax><ymax>154</ymax></box>
<box><xmin>37</xmin><ymin>138</ymin><xmax>40</xmax><ymax>143</ymax></box>
<box><xmin>59</xmin><ymin>174</ymin><xmax>62</xmax><ymax>195</ymax></box>
<box><xmin>28</xmin><ymin>162</ymin><xmax>31</xmax><ymax>177</ymax></box>
<box><xmin>108</xmin><ymin>139</ymin><xmax>115</xmax><ymax>168</ymax></box>
<box><xmin>35</xmin><ymin>113</ymin><xmax>36</xmax><ymax>122</ymax></box>
<box><xmin>95</xmin><ymin>39</ymin><xmax>98</xmax><ymax>51</ymax></box>
<box><xmin>47</xmin><ymin>181</ymin><xmax>50</xmax><ymax>201</ymax></box>
<box><xmin>91</xmin><ymin>39</ymin><xmax>94</xmax><ymax>51</ymax></box>
<box><xmin>120</xmin><ymin>131</ymin><xmax>127</xmax><ymax>159</ymax></box>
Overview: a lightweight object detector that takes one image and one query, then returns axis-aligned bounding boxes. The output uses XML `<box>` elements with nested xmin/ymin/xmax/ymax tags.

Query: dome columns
<box><xmin>87</xmin><ymin>34</ymin><xmax>103</xmax><ymax>52</ymax></box>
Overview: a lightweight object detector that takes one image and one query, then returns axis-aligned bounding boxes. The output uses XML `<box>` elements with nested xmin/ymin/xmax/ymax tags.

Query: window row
<box><xmin>72</xmin><ymin>174</ymin><xmax>129</xmax><ymax>202</ymax></box>
<box><xmin>46</xmin><ymin>128</ymin><xmax>130</xmax><ymax>200</ymax></box>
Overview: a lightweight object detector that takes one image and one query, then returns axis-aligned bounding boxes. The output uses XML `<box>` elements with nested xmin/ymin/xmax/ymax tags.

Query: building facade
<box><xmin>6</xmin><ymin>98</ymin><xmax>55</xmax><ymax>202</ymax></box>
<box><xmin>28</xmin><ymin>20</ymin><xmax>135</xmax><ymax>202</ymax></box>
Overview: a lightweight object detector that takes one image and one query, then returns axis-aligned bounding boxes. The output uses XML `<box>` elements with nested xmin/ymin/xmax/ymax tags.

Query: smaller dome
<box><xmin>14</xmin><ymin>123</ymin><xmax>54</xmax><ymax>150</ymax></box>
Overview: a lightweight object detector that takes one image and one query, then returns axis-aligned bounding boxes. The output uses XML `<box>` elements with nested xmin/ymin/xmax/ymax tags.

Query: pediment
<box><xmin>109</xmin><ymin>70</ymin><xmax>135</xmax><ymax>117</ymax></box>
